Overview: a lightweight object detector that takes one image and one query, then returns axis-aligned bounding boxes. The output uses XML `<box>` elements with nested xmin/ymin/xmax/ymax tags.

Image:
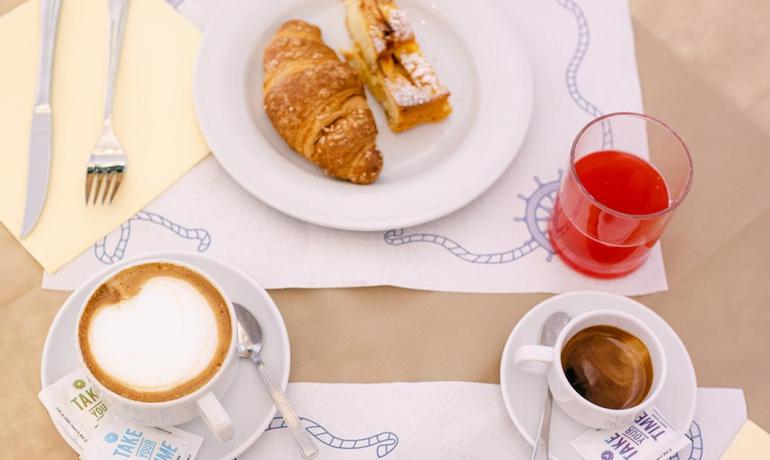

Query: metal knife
<box><xmin>21</xmin><ymin>0</ymin><xmax>63</xmax><ymax>238</ymax></box>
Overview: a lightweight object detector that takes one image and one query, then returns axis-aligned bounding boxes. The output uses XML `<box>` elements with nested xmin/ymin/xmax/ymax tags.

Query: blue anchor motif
<box><xmin>264</xmin><ymin>417</ymin><xmax>399</xmax><ymax>459</ymax></box>
<box><xmin>93</xmin><ymin>211</ymin><xmax>211</xmax><ymax>264</ymax></box>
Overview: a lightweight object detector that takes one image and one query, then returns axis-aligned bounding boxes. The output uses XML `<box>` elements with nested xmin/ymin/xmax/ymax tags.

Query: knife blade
<box><xmin>21</xmin><ymin>108</ymin><xmax>53</xmax><ymax>238</ymax></box>
<box><xmin>21</xmin><ymin>0</ymin><xmax>62</xmax><ymax>238</ymax></box>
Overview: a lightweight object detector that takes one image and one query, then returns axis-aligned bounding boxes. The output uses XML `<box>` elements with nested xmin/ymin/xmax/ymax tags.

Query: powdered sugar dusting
<box><xmin>386</xmin><ymin>77</ymin><xmax>442</xmax><ymax>107</ymax></box>
<box><xmin>369</xmin><ymin>25</ymin><xmax>387</xmax><ymax>54</ymax></box>
<box><xmin>398</xmin><ymin>51</ymin><xmax>444</xmax><ymax>92</ymax></box>
<box><xmin>385</xmin><ymin>8</ymin><xmax>414</xmax><ymax>42</ymax></box>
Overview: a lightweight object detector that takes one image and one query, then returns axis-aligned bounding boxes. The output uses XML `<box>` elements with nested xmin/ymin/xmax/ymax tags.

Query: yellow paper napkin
<box><xmin>721</xmin><ymin>420</ymin><xmax>770</xmax><ymax>458</ymax></box>
<box><xmin>0</xmin><ymin>0</ymin><xmax>207</xmax><ymax>272</ymax></box>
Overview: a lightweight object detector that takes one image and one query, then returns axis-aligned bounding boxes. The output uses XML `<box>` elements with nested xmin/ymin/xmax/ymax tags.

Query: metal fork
<box><xmin>86</xmin><ymin>0</ymin><xmax>129</xmax><ymax>205</ymax></box>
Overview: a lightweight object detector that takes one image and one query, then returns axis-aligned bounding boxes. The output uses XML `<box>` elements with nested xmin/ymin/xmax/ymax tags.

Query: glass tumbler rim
<box><xmin>568</xmin><ymin>111</ymin><xmax>694</xmax><ymax>220</ymax></box>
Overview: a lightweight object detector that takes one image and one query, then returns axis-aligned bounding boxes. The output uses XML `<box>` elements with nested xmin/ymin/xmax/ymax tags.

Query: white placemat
<box><xmin>242</xmin><ymin>383</ymin><xmax>743</xmax><ymax>459</ymax></box>
<box><xmin>43</xmin><ymin>0</ymin><xmax>667</xmax><ymax>294</ymax></box>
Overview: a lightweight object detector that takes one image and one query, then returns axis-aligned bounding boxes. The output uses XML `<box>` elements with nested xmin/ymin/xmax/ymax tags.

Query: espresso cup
<box><xmin>513</xmin><ymin>310</ymin><xmax>667</xmax><ymax>429</ymax></box>
<box><xmin>75</xmin><ymin>259</ymin><xmax>239</xmax><ymax>442</ymax></box>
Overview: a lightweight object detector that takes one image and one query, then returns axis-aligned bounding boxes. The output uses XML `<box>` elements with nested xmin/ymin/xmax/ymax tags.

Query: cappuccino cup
<box><xmin>513</xmin><ymin>310</ymin><xmax>667</xmax><ymax>429</ymax></box>
<box><xmin>75</xmin><ymin>259</ymin><xmax>239</xmax><ymax>442</ymax></box>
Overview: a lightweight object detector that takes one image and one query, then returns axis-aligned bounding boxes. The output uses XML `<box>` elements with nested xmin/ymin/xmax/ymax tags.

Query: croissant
<box><xmin>263</xmin><ymin>20</ymin><xmax>383</xmax><ymax>184</ymax></box>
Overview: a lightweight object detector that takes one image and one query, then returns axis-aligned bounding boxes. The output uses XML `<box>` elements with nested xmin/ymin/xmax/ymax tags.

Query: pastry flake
<box><xmin>343</xmin><ymin>0</ymin><xmax>452</xmax><ymax>132</ymax></box>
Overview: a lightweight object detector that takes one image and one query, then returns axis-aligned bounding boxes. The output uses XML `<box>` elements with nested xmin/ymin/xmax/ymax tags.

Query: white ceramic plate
<box><xmin>194</xmin><ymin>0</ymin><xmax>533</xmax><ymax>231</ymax></box>
<box><xmin>500</xmin><ymin>291</ymin><xmax>697</xmax><ymax>460</ymax></box>
<box><xmin>40</xmin><ymin>253</ymin><xmax>290</xmax><ymax>460</ymax></box>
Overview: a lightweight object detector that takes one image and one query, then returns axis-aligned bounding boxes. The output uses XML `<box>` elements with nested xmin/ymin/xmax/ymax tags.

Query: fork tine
<box><xmin>85</xmin><ymin>172</ymin><xmax>95</xmax><ymax>205</ymax></box>
<box><xmin>92</xmin><ymin>172</ymin><xmax>105</xmax><ymax>206</ymax></box>
<box><xmin>97</xmin><ymin>172</ymin><xmax>110</xmax><ymax>206</ymax></box>
<box><xmin>101</xmin><ymin>172</ymin><xmax>115</xmax><ymax>205</ymax></box>
<box><xmin>90</xmin><ymin>172</ymin><xmax>103</xmax><ymax>206</ymax></box>
<box><xmin>89</xmin><ymin>172</ymin><xmax>98</xmax><ymax>206</ymax></box>
<box><xmin>108</xmin><ymin>173</ymin><xmax>123</xmax><ymax>204</ymax></box>
<box><xmin>90</xmin><ymin>172</ymin><xmax>100</xmax><ymax>206</ymax></box>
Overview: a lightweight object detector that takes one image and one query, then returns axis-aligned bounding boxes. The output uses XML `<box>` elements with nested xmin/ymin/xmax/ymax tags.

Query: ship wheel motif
<box><xmin>383</xmin><ymin>173</ymin><xmax>560</xmax><ymax>263</ymax></box>
<box><xmin>93</xmin><ymin>211</ymin><xmax>211</xmax><ymax>264</ymax></box>
<box><xmin>670</xmin><ymin>422</ymin><xmax>704</xmax><ymax>460</ymax></box>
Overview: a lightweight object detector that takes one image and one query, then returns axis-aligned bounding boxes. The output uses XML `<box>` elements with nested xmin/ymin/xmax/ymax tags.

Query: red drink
<box><xmin>549</xmin><ymin>113</ymin><xmax>693</xmax><ymax>278</ymax></box>
<box><xmin>550</xmin><ymin>151</ymin><xmax>669</xmax><ymax>278</ymax></box>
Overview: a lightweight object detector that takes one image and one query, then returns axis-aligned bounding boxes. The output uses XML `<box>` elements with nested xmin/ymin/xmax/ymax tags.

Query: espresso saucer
<box><xmin>500</xmin><ymin>291</ymin><xmax>697</xmax><ymax>460</ymax></box>
<box><xmin>40</xmin><ymin>253</ymin><xmax>291</xmax><ymax>460</ymax></box>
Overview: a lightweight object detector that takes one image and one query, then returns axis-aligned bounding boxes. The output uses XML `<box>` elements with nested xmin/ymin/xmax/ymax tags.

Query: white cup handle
<box><xmin>197</xmin><ymin>392</ymin><xmax>234</xmax><ymax>442</ymax></box>
<box><xmin>513</xmin><ymin>345</ymin><xmax>555</xmax><ymax>375</ymax></box>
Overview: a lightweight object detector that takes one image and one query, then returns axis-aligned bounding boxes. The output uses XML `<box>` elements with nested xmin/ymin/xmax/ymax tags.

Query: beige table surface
<box><xmin>1</xmin><ymin>0</ymin><xmax>769</xmax><ymax>458</ymax></box>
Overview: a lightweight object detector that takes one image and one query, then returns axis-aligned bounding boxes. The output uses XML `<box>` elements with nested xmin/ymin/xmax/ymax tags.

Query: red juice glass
<box><xmin>549</xmin><ymin>112</ymin><xmax>693</xmax><ymax>278</ymax></box>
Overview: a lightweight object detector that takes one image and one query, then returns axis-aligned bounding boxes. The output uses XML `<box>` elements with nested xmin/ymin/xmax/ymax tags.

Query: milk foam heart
<box><xmin>79</xmin><ymin>262</ymin><xmax>232</xmax><ymax>403</ymax></box>
<box><xmin>88</xmin><ymin>277</ymin><xmax>218</xmax><ymax>392</ymax></box>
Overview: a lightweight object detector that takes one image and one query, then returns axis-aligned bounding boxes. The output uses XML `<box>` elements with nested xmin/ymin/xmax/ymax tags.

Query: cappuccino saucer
<box><xmin>500</xmin><ymin>291</ymin><xmax>697</xmax><ymax>460</ymax></box>
<box><xmin>40</xmin><ymin>253</ymin><xmax>291</xmax><ymax>460</ymax></box>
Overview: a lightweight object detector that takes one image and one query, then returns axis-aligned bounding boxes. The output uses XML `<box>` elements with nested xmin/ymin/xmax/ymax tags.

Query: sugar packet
<box><xmin>39</xmin><ymin>369</ymin><xmax>204</xmax><ymax>460</ymax></box>
<box><xmin>81</xmin><ymin>416</ymin><xmax>203</xmax><ymax>460</ymax></box>
<box><xmin>38</xmin><ymin>369</ymin><xmax>111</xmax><ymax>449</ymax></box>
<box><xmin>570</xmin><ymin>407</ymin><xmax>691</xmax><ymax>460</ymax></box>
